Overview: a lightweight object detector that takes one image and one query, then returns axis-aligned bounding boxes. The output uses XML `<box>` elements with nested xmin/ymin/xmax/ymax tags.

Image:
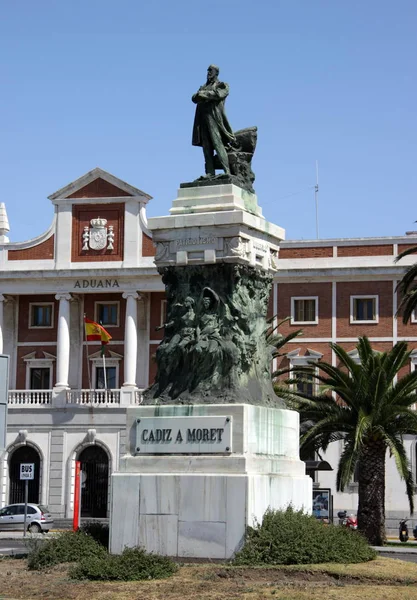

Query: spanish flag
<box><xmin>84</xmin><ymin>317</ymin><xmax>112</xmax><ymax>345</ymax></box>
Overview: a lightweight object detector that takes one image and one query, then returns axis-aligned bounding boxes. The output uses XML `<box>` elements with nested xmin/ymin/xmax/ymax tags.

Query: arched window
<box><xmin>78</xmin><ymin>446</ymin><xmax>109</xmax><ymax>518</ymax></box>
<box><xmin>9</xmin><ymin>446</ymin><xmax>41</xmax><ymax>504</ymax></box>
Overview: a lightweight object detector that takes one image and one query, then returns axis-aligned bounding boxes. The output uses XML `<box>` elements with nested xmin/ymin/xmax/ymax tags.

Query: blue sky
<box><xmin>0</xmin><ymin>1</ymin><xmax>416</xmax><ymax>243</ymax></box>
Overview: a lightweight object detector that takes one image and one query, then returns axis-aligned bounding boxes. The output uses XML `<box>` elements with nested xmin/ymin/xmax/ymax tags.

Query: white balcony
<box><xmin>67</xmin><ymin>389</ymin><xmax>121</xmax><ymax>406</ymax></box>
<box><xmin>8</xmin><ymin>390</ymin><xmax>52</xmax><ymax>406</ymax></box>
<box><xmin>8</xmin><ymin>388</ymin><xmax>145</xmax><ymax>407</ymax></box>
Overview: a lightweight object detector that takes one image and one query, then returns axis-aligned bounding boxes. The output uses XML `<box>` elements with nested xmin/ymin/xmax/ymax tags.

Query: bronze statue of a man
<box><xmin>192</xmin><ymin>65</ymin><xmax>236</xmax><ymax>177</ymax></box>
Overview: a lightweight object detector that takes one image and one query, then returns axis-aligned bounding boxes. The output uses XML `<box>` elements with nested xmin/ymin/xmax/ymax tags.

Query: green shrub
<box><xmin>27</xmin><ymin>530</ymin><xmax>106</xmax><ymax>570</ymax></box>
<box><xmin>233</xmin><ymin>507</ymin><xmax>377</xmax><ymax>566</ymax></box>
<box><xmin>69</xmin><ymin>546</ymin><xmax>178</xmax><ymax>581</ymax></box>
<box><xmin>79</xmin><ymin>521</ymin><xmax>109</xmax><ymax>548</ymax></box>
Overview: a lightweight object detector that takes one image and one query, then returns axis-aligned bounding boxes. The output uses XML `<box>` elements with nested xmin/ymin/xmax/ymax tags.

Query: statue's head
<box><xmin>202</xmin><ymin>287</ymin><xmax>219</xmax><ymax>310</ymax></box>
<box><xmin>184</xmin><ymin>296</ymin><xmax>195</xmax><ymax>308</ymax></box>
<box><xmin>202</xmin><ymin>296</ymin><xmax>211</xmax><ymax>309</ymax></box>
<box><xmin>207</xmin><ymin>64</ymin><xmax>219</xmax><ymax>82</ymax></box>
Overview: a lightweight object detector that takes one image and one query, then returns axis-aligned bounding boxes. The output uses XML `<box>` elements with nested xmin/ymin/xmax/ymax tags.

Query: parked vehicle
<box><xmin>413</xmin><ymin>523</ymin><xmax>417</xmax><ymax>540</ymax></box>
<box><xmin>337</xmin><ymin>510</ymin><xmax>358</xmax><ymax>530</ymax></box>
<box><xmin>0</xmin><ymin>504</ymin><xmax>53</xmax><ymax>533</ymax></box>
<box><xmin>399</xmin><ymin>519</ymin><xmax>409</xmax><ymax>542</ymax></box>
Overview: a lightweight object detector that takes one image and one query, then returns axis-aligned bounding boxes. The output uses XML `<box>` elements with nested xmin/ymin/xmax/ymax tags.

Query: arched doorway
<box><xmin>78</xmin><ymin>446</ymin><xmax>109</xmax><ymax>518</ymax></box>
<box><xmin>9</xmin><ymin>446</ymin><xmax>41</xmax><ymax>504</ymax></box>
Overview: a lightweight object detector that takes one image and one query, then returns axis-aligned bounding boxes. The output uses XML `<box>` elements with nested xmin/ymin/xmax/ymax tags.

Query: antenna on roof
<box><xmin>315</xmin><ymin>160</ymin><xmax>319</xmax><ymax>239</ymax></box>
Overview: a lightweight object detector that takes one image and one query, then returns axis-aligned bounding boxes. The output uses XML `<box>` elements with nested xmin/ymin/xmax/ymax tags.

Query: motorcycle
<box><xmin>399</xmin><ymin>519</ymin><xmax>409</xmax><ymax>542</ymax></box>
<box><xmin>337</xmin><ymin>511</ymin><xmax>358</xmax><ymax>530</ymax></box>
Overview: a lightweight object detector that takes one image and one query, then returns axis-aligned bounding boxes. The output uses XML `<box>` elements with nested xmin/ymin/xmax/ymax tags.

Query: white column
<box><xmin>0</xmin><ymin>294</ymin><xmax>4</xmax><ymax>355</ymax></box>
<box><xmin>55</xmin><ymin>293</ymin><xmax>71</xmax><ymax>388</ymax></box>
<box><xmin>122</xmin><ymin>292</ymin><xmax>139</xmax><ymax>387</ymax></box>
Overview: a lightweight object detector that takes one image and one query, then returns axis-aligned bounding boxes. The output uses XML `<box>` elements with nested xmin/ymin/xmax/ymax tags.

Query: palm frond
<box><xmin>395</xmin><ymin>245</ymin><xmax>417</xmax><ymax>262</ymax></box>
<box><xmin>336</xmin><ymin>436</ymin><xmax>360</xmax><ymax>492</ymax></box>
<box><xmin>383</xmin><ymin>432</ymin><xmax>415</xmax><ymax>514</ymax></box>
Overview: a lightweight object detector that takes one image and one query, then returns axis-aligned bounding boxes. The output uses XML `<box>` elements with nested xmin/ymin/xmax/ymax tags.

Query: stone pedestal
<box><xmin>110</xmin><ymin>182</ymin><xmax>312</xmax><ymax>558</ymax></box>
<box><xmin>109</xmin><ymin>404</ymin><xmax>312</xmax><ymax>558</ymax></box>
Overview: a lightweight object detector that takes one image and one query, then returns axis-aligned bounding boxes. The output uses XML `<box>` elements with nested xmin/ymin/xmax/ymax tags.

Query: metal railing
<box><xmin>8</xmin><ymin>390</ymin><xmax>52</xmax><ymax>406</ymax></box>
<box><xmin>67</xmin><ymin>389</ymin><xmax>121</xmax><ymax>406</ymax></box>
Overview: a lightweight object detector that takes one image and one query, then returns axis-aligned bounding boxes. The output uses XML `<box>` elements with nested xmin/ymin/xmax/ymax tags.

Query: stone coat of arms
<box><xmin>82</xmin><ymin>217</ymin><xmax>115</xmax><ymax>251</ymax></box>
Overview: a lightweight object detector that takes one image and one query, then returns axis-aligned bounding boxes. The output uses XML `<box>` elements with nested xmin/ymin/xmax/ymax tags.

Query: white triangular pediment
<box><xmin>48</xmin><ymin>167</ymin><xmax>152</xmax><ymax>203</ymax></box>
<box><xmin>306</xmin><ymin>348</ymin><xmax>323</xmax><ymax>359</ymax></box>
<box><xmin>22</xmin><ymin>351</ymin><xmax>36</xmax><ymax>361</ymax></box>
<box><xmin>88</xmin><ymin>349</ymin><xmax>123</xmax><ymax>360</ymax></box>
<box><xmin>287</xmin><ymin>347</ymin><xmax>323</xmax><ymax>365</ymax></box>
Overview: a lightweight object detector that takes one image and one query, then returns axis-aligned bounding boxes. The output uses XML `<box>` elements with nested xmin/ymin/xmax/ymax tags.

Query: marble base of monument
<box><xmin>109</xmin><ymin>404</ymin><xmax>312</xmax><ymax>559</ymax></box>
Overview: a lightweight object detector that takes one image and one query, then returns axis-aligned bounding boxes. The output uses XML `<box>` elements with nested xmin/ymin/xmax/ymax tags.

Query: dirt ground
<box><xmin>1</xmin><ymin>557</ymin><xmax>417</xmax><ymax>600</ymax></box>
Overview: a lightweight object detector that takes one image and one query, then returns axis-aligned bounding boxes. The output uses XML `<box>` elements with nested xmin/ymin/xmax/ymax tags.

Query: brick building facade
<box><xmin>1</xmin><ymin>167</ymin><xmax>416</xmax><ymax>529</ymax></box>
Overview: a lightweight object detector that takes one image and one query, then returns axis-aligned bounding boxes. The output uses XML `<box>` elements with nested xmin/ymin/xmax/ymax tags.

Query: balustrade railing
<box><xmin>8</xmin><ymin>390</ymin><xmax>52</xmax><ymax>406</ymax></box>
<box><xmin>8</xmin><ymin>388</ymin><xmax>146</xmax><ymax>406</ymax></box>
<box><xmin>67</xmin><ymin>389</ymin><xmax>121</xmax><ymax>405</ymax></box>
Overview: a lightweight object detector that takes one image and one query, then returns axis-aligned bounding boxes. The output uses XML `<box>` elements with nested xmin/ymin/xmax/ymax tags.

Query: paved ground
<box><xmin>0</xmin><ymin>539</ymin><xmax>27</xmax><ymax>555</ymax></box>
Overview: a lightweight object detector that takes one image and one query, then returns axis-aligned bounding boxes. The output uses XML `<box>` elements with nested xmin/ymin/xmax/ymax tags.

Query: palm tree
<box><xmin>287</xmin><ymin>336</ymin><xmax>417</xmax><ymax>546</ymax></box>
<box><xmin>266</xmin><ymin>317</ymin><xmax>303</xmax><ymax>401</ymax></box>
<box><xmin>395</xmin><ymin>245</ymin><xmax>417</xmax><ymax>323</ymax></box>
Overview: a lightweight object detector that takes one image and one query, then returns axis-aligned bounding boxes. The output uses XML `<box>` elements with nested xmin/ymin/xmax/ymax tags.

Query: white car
<box><xmin>0</xmin><ymin>503</ymin><xmax>53</xmax><ymax>533</ymax></box>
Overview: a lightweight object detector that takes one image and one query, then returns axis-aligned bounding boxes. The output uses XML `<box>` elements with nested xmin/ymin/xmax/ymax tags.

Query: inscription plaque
<box><xmin>135</xmin><ymin>415</ymin><xmax>232</xmax><ymax>454</ymax></box>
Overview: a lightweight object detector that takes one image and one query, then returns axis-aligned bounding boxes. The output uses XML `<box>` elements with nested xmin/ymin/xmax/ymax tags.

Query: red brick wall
<box><xmin>142</xmin><ymin>233</ymin><xmax>155</xmax><ymax>257</ymax></box>
<box><xmin>397</xmin><ymin>297</ymin><xmax>417</xmax><ymax>337</ymax></box>
<box><xmin>397</xmin><ymin>244</ymin><xmax>417</xmax><ymax>256</ymax></box>
<box><xmin>279</xmin><ymin>247</ymin><xmax>333</xmax><ymax>259</ymax></box>
<box><xmin>277</xmin><ymin>283</ymin><xmax>332</xmax><ymax>338</ymax></box>
<box><xmin>18</xmin><ymin>295</ymin><xmax>58</xmax><ymax>343</ymax></box>
<box><xmin>72</xmin><ymin>203</ymin><xmax>124</xmax><ymax>262</ymax></box>
<box><xmin>336</xmin><ymin>281</ymin><xmax>392</xmax><ymax>337</ymax></box>
<box><xmin>16</xmin><ymin>346</ymin><xmax>57</xmax><ymax>389</ymax></box>
<box><xmin>337</xmin><ymin>245</ymin><xmax>393</xmax><ymax>257</ymax></box>
<box><xmin>149</xmin><ymin>292</ymin><xmax>166</xmax><ymax>342</ymax></box>
<box><xmin>68</xmin><ymin>178</ymin><xmax>131</xmax><ymax>198</ymax></box>
<box><xmin>8</xmin><ymin>236</ymin><xmax>54</xmax><ymax>261</ymax></box>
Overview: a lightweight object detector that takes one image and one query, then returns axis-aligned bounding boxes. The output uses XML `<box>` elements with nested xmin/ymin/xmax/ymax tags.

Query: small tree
<box><xmin>288</xmin><ymin>337</ymin><xmax>417</xmax><ymax>546</ymax></box>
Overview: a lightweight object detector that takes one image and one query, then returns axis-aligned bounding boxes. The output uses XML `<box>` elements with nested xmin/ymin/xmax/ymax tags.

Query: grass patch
<box><xmin>234</xmin><ymin>507</ymin><xmax>376</xmax><ymax>566</ymax></box>
<box><xmin>69</xmin><ymin>546</ymin><xmax>178</xmax><ymax>581</ymax></box>
<box><xmin>0</xmin><ymin>557</ymin><xmax>416</xmax><ymax>600</ymax></box>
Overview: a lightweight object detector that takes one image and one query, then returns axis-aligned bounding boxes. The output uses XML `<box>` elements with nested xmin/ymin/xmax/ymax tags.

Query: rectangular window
<box><xmin>30</xmin><ymin>367</ymin><xmax>51</xmax><ymax>390</ymax></box>
<box><xmin>296</xmin><ymin>371</ymin><xmax>314</xmax><ymax>396</ymax></box>
<box><xmin>350</xmin><ymin>296</ymin><xmax>378</xmax><ymax>323</ymax></box>
<box><xmin>95</xmin><ymin>302</ymin><xmax>119</xmax><ymax>327</ymax></box>
<box><xmin>95</xmin><ymin>366</ymin><xmax>117</xmax><ymax>389</ymax></box>
<box><xmin>291</xmin><ymin>297</ymin><xmax>318</xmax><ymax>324</ymax></box>
<box><xmin>30</xmin><ymin>303</ymin><xmax>53</xmax><ymax>328</ymax></box>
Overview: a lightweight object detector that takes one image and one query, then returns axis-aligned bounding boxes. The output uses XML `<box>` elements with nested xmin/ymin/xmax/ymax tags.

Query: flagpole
<box><xmin>99</xmin><ymin>320</ymin><xmax>108</xmax><ymax>403</ymax></box>
<box><xmin>84</xmin><ymin>314</ymin><xmax>93</xmax><ymax>399</ymax></box>
<box><xmin>102</xmin><ymin>348</ymin><xmax>108</xmax><ymax>402</ymax></box>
